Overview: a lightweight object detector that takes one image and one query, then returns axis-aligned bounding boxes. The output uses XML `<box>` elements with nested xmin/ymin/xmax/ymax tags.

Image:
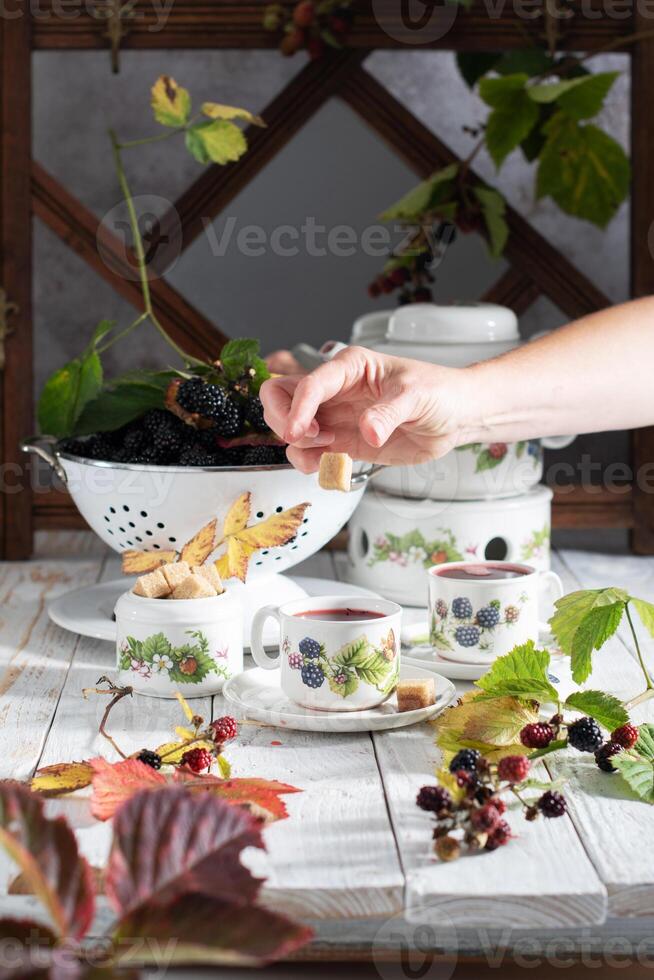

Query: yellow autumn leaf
<box><xmin>175</xmin><ymin>725</ymin><xmax>195</xmax><ymax>740</ymax></box>
<box><xmin>156</xmin><ymin>739</ymin><xmax>214</xmax><ymax>765</ymax></box>
<box><xmin>151</xmin><ymin>75</ymin><xmax>191</xmax><ymax>127</ymax></box>
<box><xmin>434</xmin><ymin>695</ymin><xmax>539</xmax><ymax>761</ymax></box>
<box><xmin>122</xmin><ymin>550</ymin><xmax>177</xmax><ymax>575</ymax></box>
<box><xmin>234</xmin><ymin>502</ymin><xmax>310</xmax><ymax>551</ymax></box>
<box><xmin>216</xmin><ymin>536</ymin><xmax>255</xmax><ymax>583</ymax></box>
<box><xmin>175</xmin><ymin>691</ymin><xmax>195</xmax><ymax>722</ymax></box>
<box><xmin>201</xmin><ymin>102</ymin><xmax>266</xmax><ymax>127</ymax></box>
<box><xmin>31</xmin><ymin>761</ymin><xmax>94</xmax><ymax>797</ymax></box>
<box><xmin>434</xmin><ymin>768</ymin><xmax>466</xmax><ymax>804</ymax></box>
<box><xmin>180</xmin><ymin>518</ymin><xmax>217</xmax><ymax>566</ymax></box>
<box><xmin>222</xmin><ymin>492</ymin><xmax>251</xmax><ymax>537</ymax></box>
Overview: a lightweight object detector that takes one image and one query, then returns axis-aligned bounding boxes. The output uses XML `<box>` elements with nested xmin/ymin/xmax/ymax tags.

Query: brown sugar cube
<box><xmin>161</xmin><ymin>561</ymin><xmax>192</xmax><ymax>591</ymax></box>
<box><xmin>318</xmin><ymin>452</ymin><xmax>353</xmax><ymax>492</ymax></box>
<box><xmin>192</xmin><ymin>564</ymin><xmax>224</xmax><ymax>594</ymax></box>
<box><xmin>133</xmin><ymin>568</ymin><xmax>171</xmax><ymax>599</ymax></box>
<box><xmin>171</xmin><ymin>574</ymin><xmax>216</xmax><ymax>600</ymax></box>
<box><xmin>396</xmin><ymin>678</ymin><xmax>436</xmax><ymax>712</ymax></box>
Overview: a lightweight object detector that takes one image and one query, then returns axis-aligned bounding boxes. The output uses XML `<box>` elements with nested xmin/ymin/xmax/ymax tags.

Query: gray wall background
<box><xmin>32</xmin><ymin>49</ymin><xmax>631</xmax><ymax>549</ymax></box>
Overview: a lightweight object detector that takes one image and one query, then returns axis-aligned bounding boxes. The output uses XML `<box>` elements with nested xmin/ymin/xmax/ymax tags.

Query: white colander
<box><xmin>23</xmin><ymin>437</ymin><xmax>368</xmax><ymax>579</ymax></box>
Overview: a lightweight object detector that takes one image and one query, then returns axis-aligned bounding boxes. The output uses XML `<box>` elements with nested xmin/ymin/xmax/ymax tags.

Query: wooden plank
<box><xmin>0</xmin><ymin>8</ymin><xmax>33</xmax><ymax>559</ymax></box>
<box><xmin>481</xmin><ymin>268</ymin><xmax>540</xmax><ymax>317</ymax></box>
<box><xmin>340</xmin><ymin>67</ymin><xmax>611</xmax><ymax>320</ymax></box>
<box><xmin>551</xmin><ymin>485</ymin><xmax>634</xmax><ymax>529</ymax></box>
<box><xmin>32</xmin><ymin>0</ymin><xmax>631</xmax><ymax>51</ymax></box>
<box><xmin>31</xmin><ymin>162</ymin><xmax>227</xmax><ymax>360</ymax></box>
<box><xmin>157</xmin><ymin>50</ymin><xmax>366</xmax><ymax>255</ymax></box>
<box><xmin>545</xmin><ymin>552</ymin><xmax>654</xmax><ymax>917</ymax></box>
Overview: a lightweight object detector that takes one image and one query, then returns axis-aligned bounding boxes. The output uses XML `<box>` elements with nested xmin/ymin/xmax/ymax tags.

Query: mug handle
<box><xmin>251</xmin><ymin>605</ymin><xmax>282</xmax><ymax>669</ymax></box>
<box><xmin>538</xmin><ymin>571</ymin><xmax>563</xmax><ymax>633</ymax></box>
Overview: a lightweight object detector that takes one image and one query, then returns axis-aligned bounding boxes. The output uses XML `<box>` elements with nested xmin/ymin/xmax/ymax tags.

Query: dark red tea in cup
<box><xmin>434</xmin><ymin>562</ymin><xmax>531</xmax><ymax>581</ymax></box>
<box><xmin>294</xmin><ymin>608</ymin><xmax>385</xmax><ymax>622</ymax></box>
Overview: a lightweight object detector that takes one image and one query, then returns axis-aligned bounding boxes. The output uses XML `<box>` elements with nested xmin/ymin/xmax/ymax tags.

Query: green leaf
<box><xmin>528</xmin><ymin>72</ymin><xmax>618</xmax><ymax>120</ymax></box>
<box><xmin>333</xmin><ymin>636</ymin><xmax>372</xmax><ymax>668</ymax></box>
<box><xmin>613</xmin><ymin>724</ymin><xmax>654</xmax><ymax>804</ymax></box>
<box><xmin>536</xmin><ymin>113</ymin><xmax>630</xmax><ymax>228</ymax></box>
<box><xmin>631</xmin><ymin>597</ymin><xmax>654</xmax><ymax>638</ymax></box>
<box><xmin>74</xmin><ymin>377</ymin><xmax>170</xmax><ymax>435</ymax></box>
<box><xmin>495</xmin><ymin>49</ymin><xmax>554</xmax><ymax>77</ymax></box>
<box><xmin>474</xmin><ymin>185</ymin><xmax>508</xmax><ymax>256</ymax></box>
<box><xmin>380</xmin><ymin>165</ymin><xmax>459</xmax><ymax>221</ymax></box>
<box><xmin>185</xmin><ymin>119</ymin><xmax>248</xmax><ymax>165</ymax></box>
<box><xmin>475</xmin><ymin>449</ymin><xmax>504</xmax><ymax>472</ymax></box>
<box><xmin>219</xmin><ymin>337</ymin><xmax>270</xmax><ymax>393</ymax></box>
<box><xmin>549</xmin><ymin>587</ymin><xmax>628</xmax><ymax>683</ymax></box>
<box><xmin>355</xmin><ymin>652</ymin><xmax>392</xmax><ymax>687</ymax></box>
<box><xmin>475</xmin><ymin>641</ymin><xmax>558</xmax><ymax>703</ymax></box>
<box><xmin>456</xmin><ymin>52</ymin><xmax>500</xmax><ymax>87</ymax></box>
<box><xmin>141</xmin><ymin>632</ymin><xmax>172</xmax><ymax>664</ymax></box>
<box><xmin>564</xmin><ymin>690</ymin><xmax>629</xmax><ymax>731</ymax></box>
<box><xmin>479</xmin><ymin>74</ymin><xmax>539</xmax><ymax>168</ymax></box>
<box><xmin>328</xmin><ymin>673</ymin><xmax>359</xmax><ymax>697</ymax></box>
<box><xmin>217</xmin><ymin>755</ymin><xmax>232</xmax><ymax>778</ymax></box>
<box><xmin>435</xmin><ymin>695</ymin><xmax>539</xmax><ymax>759</ymax></box>
<box><xmin>38</xmin><ymin>350</ymin><xmax>103</xmax><ymax>438</ymax></box>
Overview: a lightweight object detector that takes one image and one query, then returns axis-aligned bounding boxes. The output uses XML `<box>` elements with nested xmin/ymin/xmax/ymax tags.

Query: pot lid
<box><xmin>351</xmin><ymin>311</ymin><xmax>392</xmax><ymax>344</ymax></box>
<box><xmin>386</xmin><ymin>303</ymin><xmax>519</xmax><ymax>345</ymax></box>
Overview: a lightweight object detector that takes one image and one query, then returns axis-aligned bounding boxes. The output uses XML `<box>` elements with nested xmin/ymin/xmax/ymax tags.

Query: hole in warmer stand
<box><xmin>485</xmin><ymin>537</ymin><xmax>508</xmax><ymax>561</ymax></box>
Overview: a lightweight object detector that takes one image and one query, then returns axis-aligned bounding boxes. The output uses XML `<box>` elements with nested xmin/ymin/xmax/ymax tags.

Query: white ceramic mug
<box><xmin>427</xmin><ymin>561</ymin><xmax>563</xmax><ymax>665</ymax></box>
<box><xmin>250</xmin><ymin>596</ymin><xmax>402</xmax><ymax>711</ymax></box>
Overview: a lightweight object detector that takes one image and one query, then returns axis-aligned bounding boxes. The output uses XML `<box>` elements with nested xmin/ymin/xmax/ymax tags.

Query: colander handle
<box><xmin>21</xmin><ymin>435</ymin><xmax>68</xmax><ymax>484</ymax></box>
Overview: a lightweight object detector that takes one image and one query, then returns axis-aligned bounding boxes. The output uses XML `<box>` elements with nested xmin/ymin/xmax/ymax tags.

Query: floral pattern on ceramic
<box><xmin>455</xmin><ymin>440</ymin><xmax>540</xmax><ymax>474</ymax></box>
<box><xmin>368</xmin><ymin>529</ymin><xmax>463</xmax><ymax>568</ymax></box>
<box><xmin>521</xmin><ymin>523</ymin><xmax>551</xmax><ymax>562</ymax></box>
<box><xmin>429</xmin><ymin>593</ymin><xmax>529</xmax><ymax>654</ymax></box>
<box><xmin>282</xmin><ymin>630</ymin><xmax>399</xmax><ymax>699</ymax></box>
<box><xmin>118</xmin><ymin>629</ymin><xmax>231</xmax><ymax>685</ymax></box>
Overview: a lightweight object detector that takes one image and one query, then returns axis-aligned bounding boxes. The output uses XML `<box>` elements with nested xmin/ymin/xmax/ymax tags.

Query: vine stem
<box><xmin>96</xmin><ymin>311</ymin><xmax>148</xmax><ymax>354</ymax></box>
<box><xmin>625</xmin><ymin>602</ymin><xmax>654</xmax><ymax>691</ymax></box>
<box><xmin>624</xmin><ymin>687</ymin><xmax>654</xmax><ymax>712</ymax></box>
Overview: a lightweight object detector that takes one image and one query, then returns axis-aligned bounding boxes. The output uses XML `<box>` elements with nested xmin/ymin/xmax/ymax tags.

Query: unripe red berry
<box><xmin>210</xmin><ymin>715</ymin><xmax>238</xmax><ymax>744</ymax></box>
<box><xmin>497</xmin><ymin>755</ymin><xmax>530</xmax><ymax>784</ymax></box>
<box><xmin>611</xmin><ymin>723</ymin><xmax>639</xmax><ymax>749</ymax></box>
<box><xmin>485</xmin><ymin>819</ymin><xmax>512</xmax><ymax>850</ymax></box>
<box><xmin>181</xmin><ymin>747</ymin><xmax>213</xmax><ymax>773</ymax></box>
<box><xmin>520</xmin><ymin>722</ymin><xmax>555</xmax><ymax>750</ymax></box>
<box><xmin>293</xmin><ymin>1</ymin><xmax>315</xmax><ymax>27</ymax></box>
<box><xmin>471</xmin><ymin>803</ymin><xmax>500</xmax><ymax>833</ymax></box>
<box><xmin>488</xmin><ymin>796</ymin><xmax>507</xmax><ymax>815</ymax></box>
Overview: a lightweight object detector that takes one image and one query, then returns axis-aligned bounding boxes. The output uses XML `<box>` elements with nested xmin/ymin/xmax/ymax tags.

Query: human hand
<box><xmin>259</xmin><ymin>345</ymin><xmax>471</xmax><ymax>472</ymax></box>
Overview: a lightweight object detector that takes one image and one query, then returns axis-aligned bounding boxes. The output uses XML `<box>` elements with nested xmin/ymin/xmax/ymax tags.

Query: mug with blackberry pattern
<box><xmin>428</xmin><ymin>561</ymin><xmax>563</xmax><ymax>664</ymax></box>
<box><xmin>250</xmin><ymin>595</ymin><xmax>402</xmax><ymax>711</ymax></box>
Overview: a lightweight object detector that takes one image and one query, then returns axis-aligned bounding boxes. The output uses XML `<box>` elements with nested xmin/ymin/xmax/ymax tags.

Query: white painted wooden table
<box><xmin>3</xmin><ymin>533</ymin><xmax>654</xmax><ymax>970</ymax></box>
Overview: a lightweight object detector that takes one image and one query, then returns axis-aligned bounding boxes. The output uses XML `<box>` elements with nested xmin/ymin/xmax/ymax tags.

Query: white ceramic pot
<box><xmin>251</xmin><ymin>595</ymin><xmax>401</xmax><ymax>711</ymax></box>
<box><xmin>115</xmin><ymin>588</ymin><xmax>243</xmax><ymax>697</ymax></box>
<box><xmin>345</xmin><ymin>485</ymin><xmax>553</xmax><ymax>606</ymax></box>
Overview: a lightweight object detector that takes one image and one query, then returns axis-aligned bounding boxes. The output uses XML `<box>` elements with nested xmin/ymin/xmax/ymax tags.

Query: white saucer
<box><xmin>47</xmin><ymin>575</ymin><xmax>379</xmax><ymax>649</ymax></box>
<box><xmin>222</xmin><ymin>661</ymin><xmax>457</xmax><ymax>733</ymax></box>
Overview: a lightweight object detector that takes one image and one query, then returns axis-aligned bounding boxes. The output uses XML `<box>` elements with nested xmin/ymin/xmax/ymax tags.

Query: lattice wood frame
<box><xmin>0</xmin><ymin>0</ymin><xmax>650</xmax><ymax>559</ymax></box>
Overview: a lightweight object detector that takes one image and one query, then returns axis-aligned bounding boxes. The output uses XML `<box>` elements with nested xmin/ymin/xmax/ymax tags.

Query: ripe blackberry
<box><xmin>299</xmin><ymin>637</ymin><xmax>321</xmax><ymax>659</ymax></box>
<box><xmin>471</xmin><ymin>803</ymin><xmax>500</xmax><ymax>833</ymax></box>
<box><xmin>142</xmin><ymin>409</ymin><xmax>175</xmax><ymax>436</ymax></box>
<box><xmin>538</xmin><ymin>790</ymin><xmax>567</xmax><ymax>818</ymax></box>
<box><xmin>58</xmin><ymin>437</ymin><xmax>87</xmax><ymax>457</ymax></box>
<box><xmin>151</xmin><ymin>425</ymin><xmax>183</xmax><ymax>462</ymax></box>
<box><xmin>270</xmin><ymin>445</ymin><xmax>289</xmax><ymax>464</ymax></box>
<box><xmin>611</xmin><ymin>723</ymin><xmax>639</xmax><ymax>749</ymax></box>
<box><xmin>435</xmin><ymin>599</ymin><xmax>448</xmax><ymax>618</ymax></box>
<box><xmin>449</xmin><ymin>749</ymin><xmax>480</xmax><ymax>773</ymax></box>
<box><xmin>84</xmin><ymin>433</ymin><xmax>120</xmax><ymax>461</ymax></box>
<box><xmin>454</xmin><ymin>625</ymin><xmax>480</xmax><ymax>647</ymax></box>
<box><xmin>452</xmin><ymin>597</ymin><xmax>472</xmax><ymax>619</ymax></box>
<box><xmin>178</xmin><ymin>379</ymin><xmax>243</xmax><ymax>437</ymax></box>
<box><xmin>176</xmin><ymin>377</ymin><xmax>206</xmax><ymax>413</ymax></box>
<box><xmin>485</xmin><ymin>819</ymin><xmax>511</xmax><ymax>850</ymax></box>
<box><xmin>520</xmin><ymin>722</ymin><xmax>555</xmax><ymax>750</ymax></box>
<box><xmin>504</xmin><ymin>604</ymin><xmax>520</xmax><ymax>623</ymax></box>
<box><xmin>181</xmin><ymin>747</ymin><xmax>214</xmax><ymax>773</ymax></box>
<box><xmin>137</xmin><ymin>750</ymin><xmax>162</xmax><ymax>770</ymax></box>
<box><xmin>301</xmin><ymin>663</ymin><xmax>324</xmax><ymax>688</ymax></box>
<box><xmin>595</xmin><ymin>741</ymin><xmax>624</xmax><ymax>773</ymax></box>
<box><xmin>223</xmin><ymin>446</ymin><xmax>246</xmax><ymax>466</ymax></box>
<box><xmin>416</xmin><ymin>785</ymin><xmax>452</xmax><ymax>814</ymax></box>
<box><xmin>497</xmin><ymin>755</ymin><xmax>530</xmax><ymax>784</ymax></box>
<box><xmin>210</xmin><ymin>716</ymin><xmax>238</xmax><ymax>744</ymax></box>
<box><xmin>178</xmin><ymin>445</ymin><xmax>216</xmax><ymax>467</ymax></box>
<box><xmin>243</xmin><ymin>445</ymin><xmax>281</xmax><ymax>466</ymax></box>
<box><xmin>476</xmin><ymin>605</ymin><xmax>500</xmax><ymax>629</ymax></box>
<box><xmin>129</xmin><ymin>447</ymin><xmax>160</xmax><ymax>466</ymax></box>
<box><xmin>288</xmin><ymin>652</ymin><xmax>303</xmax><ymax>669</ymax></box>
<box><xmin>122</xmin><ymin>428</ymin><xmax>147</xmax><ymax>455</ymax></box>
<box><xmin>568</xmin><ymin>716</ymin><xmax>603</xmax><ymax>753</ymax></box>
<box><xmin>244</xmin><ymin>397</ymin><xmax>269</xmax><ymax>432</ymax></box>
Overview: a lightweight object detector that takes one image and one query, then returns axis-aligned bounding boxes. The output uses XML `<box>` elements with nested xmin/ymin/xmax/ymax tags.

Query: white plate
<box><xmin>222</xmin><ymin>661</ymin><xmax>457</xmax><ymax>733</ymax></box>
<box><xmin>47</xmin><ymin>575</ymin><xmax>380</xmax><ymax>648</ymax></box>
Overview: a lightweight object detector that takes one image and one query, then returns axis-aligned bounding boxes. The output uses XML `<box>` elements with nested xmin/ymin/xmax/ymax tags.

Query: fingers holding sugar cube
<box><xmin>319</xmin><ymin>452</ymin><xmax>353</xmax><ymax>492</ymax></box>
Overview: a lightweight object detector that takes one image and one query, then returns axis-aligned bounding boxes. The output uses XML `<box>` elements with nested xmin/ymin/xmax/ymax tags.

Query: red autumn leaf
<box><xmin>105</xmin><ymin>787</ymin><xmax>265</xmax><ymax>918</ymax></box>
<box><xmin>173</xmin><ymin>770</ymin><xmax>301</xmax><ymax>821</ymax></box>
<box><xmin>89</xmin><ymin>757</ymin><xmax>166</xmax><ymax>821</ymax></box>
<box><xmin>113</xmin><ymin>893</ymin><xmax>312</xmax><ymax>968</ymax></box>
<box><xmin>0</xmin><ymin>782</ymin><xmax>95</xmax><ymax>940</ymax></box>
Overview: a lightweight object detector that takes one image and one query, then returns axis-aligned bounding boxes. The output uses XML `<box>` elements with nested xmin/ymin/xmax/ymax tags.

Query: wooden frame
<box><xmin>1</xmin><ymin>0</ymin><xmax>649</xmax><ymax>557</ymax></box>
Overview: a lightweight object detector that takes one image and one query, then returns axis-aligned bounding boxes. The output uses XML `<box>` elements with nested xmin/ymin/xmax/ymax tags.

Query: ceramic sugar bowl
<box><xmin>115</xmin><ymin>589</ymin><xmax>243</xmax><ymax>697</ymax></box>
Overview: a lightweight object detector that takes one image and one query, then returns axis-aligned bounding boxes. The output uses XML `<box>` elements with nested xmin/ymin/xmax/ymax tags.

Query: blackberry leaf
<box><xmin>613</xmin><ymin>724</ymin><xmax>654</xmax><ymax>804</ymax></box>
<box><xmin>549</xmin><ymin>588</ymin><xmax>628</xmax><ymax>684</ymax></box>
<box><xmin>564</xmin><ymin>690</ymin><xmax>629</xmax><ymax>732</ymax></box>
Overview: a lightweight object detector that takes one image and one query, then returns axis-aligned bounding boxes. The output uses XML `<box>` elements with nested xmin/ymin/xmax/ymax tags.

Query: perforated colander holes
<box><xmin>253</xmin><ymin>512</ymin><xmax>310</xmax><ymax>567</ymax></box>
<box><xmin>102</xmin><ymin>504</ymin><xmax>178</xmax><ymax>552</ymax></box>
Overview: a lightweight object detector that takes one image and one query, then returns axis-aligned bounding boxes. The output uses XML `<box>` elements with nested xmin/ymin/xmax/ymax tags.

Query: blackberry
<box><xmin>497</xmin><ymin>755</ymin><xmax>530</xmax><ymax>784</ymax></box>
<box><xmin>181</xmin><ymin>747</ymin><xmax>213</xmax><ymax>773</ymax></box>
<box><xmin>151</xmin><ymin>426</ymin><xmax>183</xmax><ymax>462</ymax></box>
<box><xmin>449</xmin><ymin>749</ymin><xmax>480</xmax><ymax>773</ymax></box>
<box><xmin>485</xmin><ymin>819</ymin><xmax>511</xmax><ymax>850</ymax></box>
<box><xmin>179</xmin><ymin>445</ymin><xmax>216</xmax><ymax>467</ymax></box>
<box><xmin>538</xmin><ymin>790</ymin><xmax>567</xmax><ymax>818</ymax></box>
<box><xmin>137</xmin><ymin>750</ymin><xmax>162</xmax><ymax>770</ymax></box>
<box><xmin>270</xmin><ymin>445</ymin><xmax>289</xmax><ymax>464</ymax></box>
<box><xmin>454</xmin><ymin>625</ymin><xmax>480</xmax><ymax>647</ymax></box>
<box><xmin>301</xmin><ymin>663</ymin><xmax>324</xmax><ymax>688</ymax></box>
<box><xmin>213</xmin><ymin>397</ymin><xmax>242</xmax><ymax>438</ymax></box>
<box><xmin>520</xmin><ymin>722</ymin><xmax>555</xmax><ymax>750</ymax></box>
<box><xmin>223</xmin><ymin>446</ymin><xmax>247</xmax><ymax>466</ymax></box>
<box><xmin>455</xmin><ymin>769</ymin><xmax>478</xmax><ymax>790</ymax></box>
<box><xmin>595</xmin><ymin>740</ymin><xmax>624</xmax><ymax>773</ymax></box>
<box><xmin>129</xmin><ymin>447</ymin><xmax>159</xmax><ymax>466</ymax></box>
<box><xmin>245</xmin><ymin>396</ymin><xmax>270</xmax><ymax>432</ymax></box>
<box><xmin>84</xmin><ymin>433</ymin><xmax>120</xmax><ymax>461</ymax></box>
<box><xmin>58</xmin><ymin>438</ymin><xmax>87</xmax><ymax>457</ymax></box>
<box><xmin>142</xmin><ymin>409</ymin><xmax>175</xmax><ymax>436</ymax></box>
<box><xmin>611</xmin><ymin>723</ymin><xmax>639</xmax><ymax>749</ymax></box>
<box><xmin>288</xmin><ymin>652</ymin><xmax>303</xmax><ymax>669</ymax></box>
<box><xmin>209</xmin><ymin>716</ymin><xmax>238</xmax><ymax>744</ymax></box>
<box><xmin>416</xmin><ymin>785</ymin><xmax>452</xmax><ymax>814</ymax></box>
<box><xmin>476</xmin><ymin>605</ymin><xmax>500</xmax><ymax>629</ymax></box>
<box><xmin>243</xmin><ymin>445</ymin><xmax>281</xmax><ymax>466</ymax></box>
<box><xmin>299</xmin><ymin>637</ymin><xmax>322</xmax><ymax>658</ymax></box>
<box><xmin>471</xmin><ymin>803</ymin><xmax>500</xmax><ymax>833</ymax></box>
<box><xmin>122</xmin><ymin>428</ymin><xmax>147</xmax><ymax>455</ymax></box>
<box><xmin>177</xmin><ymin>379</ymin><xmax>243</xmax><ymax>437</ymax></box>
<box><xmin>568</xmin><ymin>716</ymin><xmax>603</xmax><ymax>753</ymax></box>
<box><xmin>452</xmin><ymin>597</ymin><xmax>473</xmax><ymax>619</ymax></box>
<box><xmin>435</xmin><ymin>599</ymin><xmax>448</xmax><ymax>618</ymax></box>
<box><xmin>504</xmin><ymin>605</ymin><xmax>520</xmax><ymax>623</ymax></box>
<box><xmin>176</xmin><ymin>377</ymin><xmax>206</xmax><ymax>414</ymax></box>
